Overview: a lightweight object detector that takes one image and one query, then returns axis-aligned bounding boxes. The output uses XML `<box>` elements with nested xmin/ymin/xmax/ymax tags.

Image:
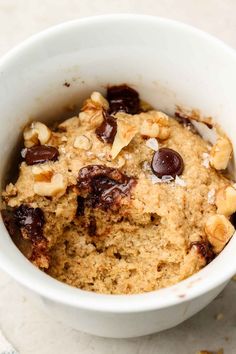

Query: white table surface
<box><xmin>1</xmin><ymin>1</ymin><xmax>236</xmax><ymax>353</ymax></box>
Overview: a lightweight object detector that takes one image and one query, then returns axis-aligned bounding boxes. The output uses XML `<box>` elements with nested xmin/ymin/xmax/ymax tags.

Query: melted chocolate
<box><xmin>95</xmin><ymin>112</ymin><xmax>117</xmax><ymax>144</ymax></box>
<box><xmin>190</xmin><ymin>241</ymin><xmax>215</xmax><ymax>264</ymax></box>
<box><xmin>76</xmin><ymin>196</ymin><xmax>85</xmax><ymax>217</ymax></box>
<box><xmin>1</xmin><ymin>208</ymin><xmax>33</xmax><ymax>258</ymax></box>
<box><xmin>14</xmin><ymin>204</ymin><xmax>45</xmax><ymax>242</ymax></box>
<box><xmin>2</xmin><ymin>206</ymin><xmax>48</xmax><ymax>265</ymax></box>
<box><xmin>77</xmin><ymin>165</ymin><xmax>136</xmax><ymax>210</ymax></box>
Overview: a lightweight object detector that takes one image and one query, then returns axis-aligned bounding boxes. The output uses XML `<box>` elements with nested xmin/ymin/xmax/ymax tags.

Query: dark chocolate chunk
<box><xmin>151</xmin><ymin>148</ymin><xmax>184</xmax><ymax>178</ymax></box>
<box><xmin>1</xmin><ymin>208</ymin><xmax>33</xmax><ymax>258</ymax></box>
<box><xmin>14</xmin><ymin>204</ymin><xmax>45</xmax><ymax>241</ymax></box>
<box><xmin>76</xmin><ymin>196</ymin><xmax>85</xmax><ymax>217</ymax></box>
<box><xmin>95</xmin><ymin>112</ymin><xmax>117</xmax><ymax>144</ymax></box>
<box><xmin>190</xmin><ymin>241</ymin><xmax>215</xmax><ymax>264</ymax></box>
<box><xmin>107</xmin><ymin>84</ymin><xmax>140</xmax><ymax>115</ymax></box>
<box><xmin>77</xmin><ymin>165</ymin><xmax>136</xmax><ymax>210</ymax></box>
<box><xmin>25</xmin><ymin>145</ymin><xmax>59</xmax><ymax>165</ymax></box>
<box><xmin>2</xmin><ymin>206</ymin><xmax>48</xmax><ymax>268</ymax></box>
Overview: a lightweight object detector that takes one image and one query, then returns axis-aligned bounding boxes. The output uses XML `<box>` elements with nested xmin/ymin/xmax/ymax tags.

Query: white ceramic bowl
<box><xmin>0</xmin><ymin>14</ymin><xmax>236</xmax><ymax>338</ymax></box>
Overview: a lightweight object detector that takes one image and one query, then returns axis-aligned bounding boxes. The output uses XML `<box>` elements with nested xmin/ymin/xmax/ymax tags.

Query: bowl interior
<box><xmin>0</xmin><ymin>15</ymin><xmax>236</xmax><ymax>311</ymax></box>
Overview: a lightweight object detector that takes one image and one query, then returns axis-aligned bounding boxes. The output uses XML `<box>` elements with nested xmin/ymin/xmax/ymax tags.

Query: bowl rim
<box><xmin>0</xmin><ymin>13</ymin><xmax>236</xmax><ymax>313</ymax></box>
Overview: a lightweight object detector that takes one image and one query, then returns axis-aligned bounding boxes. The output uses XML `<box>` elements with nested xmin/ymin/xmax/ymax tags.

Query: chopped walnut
<box><xmin>139</xmin><ymin>111</ymin><xmax>170</xmax><ymax>139</ymax></box>
<box><xmin>23</xmin><ymin>122</ymin><xmax>51</xmax><ymax>147</ymax></box>
<box><xmin>32</xmin><ymin>165</ymin><xmax>54</xmax><ymax>182</ymax></box>
<box><xmin>205</xmin><ymin>214</ymin><xmax>235</xmax><ymax>253</ymax></box>
<box><xmin>216</xmin><ymin>186</ymin><xmax>236</xmax><ymax>216</ymax></box>
<box><xmin>210</xmin><ymin>137</ymin><xmax>232</xmax><ymax>170</ymax></box>
<box><xmin>4</xmin><ymin>183</ymin><xmax>18</xmax><ymax>197</ymax></box>
<box><xmin>90</xmin><ymin>91</ymin><xmax>109</xmax><ymax>110</ymax></box>
<box><xmin>58</xmin><ymin>116</ymin><xmax>79</xmax><ymax>131</ymax></box>
<box><xmin>34</xmin><ymin>173</ymin><xmax>67</xmax><ymax>197</ymax></box>
<box><xmin>79</xmin><ymin>92</ymin><xmax>108</xmax><ymax>129</ymax></box>
<box><xmin>111</xmin><ymin>116</ymin><xmax>138</xmax><ymax>159</ymax></box>
<box><xmin>73</xmin><ymin>135</ymin><xmax>92</xmax><ymax>150</ymax></box>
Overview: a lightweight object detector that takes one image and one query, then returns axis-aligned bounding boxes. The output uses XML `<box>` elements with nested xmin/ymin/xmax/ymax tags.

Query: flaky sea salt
<box><xmin>145</xmin><ymin>138</ymin><xmax>159</xmax><ymax>151</ymax></box>
<box><xmin>175</xmin><ymin>175</ymin><xmax>187</xmax><ymax>187</ymax></box>
<box><xmin>142</xmin><ymin>161</ymin><xmax>151</xmax><ymax>171</ymax></box>
<box><xmin>191</xmin><ymin>120</ymin><xmax>217</xmax><ymax>145</ymax></box>
<box><xmin>150</xmin><ymin>175</ymin><xmax>162</xmax><ymax>184</ymax></box>
<box><xmin>202</xmin><ymin>152</ymin><xmax>210</xmax><ymax>168</ymax></box>
<box><xmin>207</xmin><ymin>188</ymin><xmax>215</xmax><ymax>204</ymax></box>
<box><xmin>21</xmin><ymin>148</ymin><xmax>27</xmax><ymax>158</ymax></box>
<box><xmin>161</xmin><ymin>175</ymin><xmax>174</xmax><ymax>182</ymax></box>
<box><xmin>150</xmin><ymin>174</ymin><xmax>174</xmax><ymax>184</ymax></box>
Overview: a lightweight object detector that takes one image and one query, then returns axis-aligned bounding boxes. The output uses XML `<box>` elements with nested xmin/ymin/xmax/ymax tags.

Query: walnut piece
<box><xmin>32</xmin><ymin>165</ymin><xmax>54</xmax><ymax>182</ymax></box>
<box><xmin>90</xmin><ymin>91</ymin><xmax>109</xmax><ymax>110</ymax></box>
<box><xmin>111</xmin><ymin>117</ymin><xmax>138</xmax><ymax>159</ymax></box>
<box><xmin>5</xmin><ymin>183</ymin><xmax>18</xmax><ymax>197</ymax></box>
<box><xmin>73</xmin><ymin>135</ymin><xmax>92</xmax><ymax>150</ymax></box>
<box><xmin>139</xmin><ymin>111</ymin><xmax>170</xmax><ymax>139</ymax></box>
<box><xmin>58</xmin><ymin>116</ymin><xmax>79</xmax><ymax>131</ymax></box>
<box><xmin>210</xmin><ymin>137</ymin><xmax>232</xmax><ymax>170</ymax></box>
<box><xmin>205</xmin><ymin>214</ymin><xmax>235</xmax><ymax>253</ymax></box>
<box><xmin>79</xmin><ymin>92</ymin><xmax>108</xmax><ymax>129</ymax></box>
<box><xmin>23</xmin><ymin>122</ymin><xmax>51</xmax><ymax>147</ymax></box>
<box><xmin>216</xmin><ymin>186</ymin><xmax>236</xmax><ymax>216</ymax></box>
<box><xmin>33</xmin><ymin>173</ymin><xmax>67</xmax><ymax>197</ymax></box>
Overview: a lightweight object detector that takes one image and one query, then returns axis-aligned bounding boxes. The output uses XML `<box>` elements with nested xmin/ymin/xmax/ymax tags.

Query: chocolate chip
<box><xmin>95</xmin><ymin>112</ymin><xmax>117</xmax><ymax>144</ymax></box>
<box><xmin>77</xmin><ymin>165</ymin><xmax>136</xmax><ymax>210</ymax></box>
<box><xmin>107</xmin><ymin>85</ymin><xmax>140</xmax><ymax>115</ymax></box>
<box><xmin>14</xmin><ymin>204</ymin><xmax>45</xmax><ymax>241</ymax></box>
<box><xmin>76</xmin><ymin>196</ymin><xmax>85</xmax><ymax>217</ymax></box>
<box><xmin>151</xmin><ymin>148</ymin><xmax>184</xmax><ymax>178</ymax></box>
<box><xmin>190</xmin><ymin>241</ymin><xmax>215</xmax><ymax>264</ymax></box>
<box><xmin>25</xmin><ymin>145</ymin><xmax>59</xmax><ymax>165</ymax></box>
